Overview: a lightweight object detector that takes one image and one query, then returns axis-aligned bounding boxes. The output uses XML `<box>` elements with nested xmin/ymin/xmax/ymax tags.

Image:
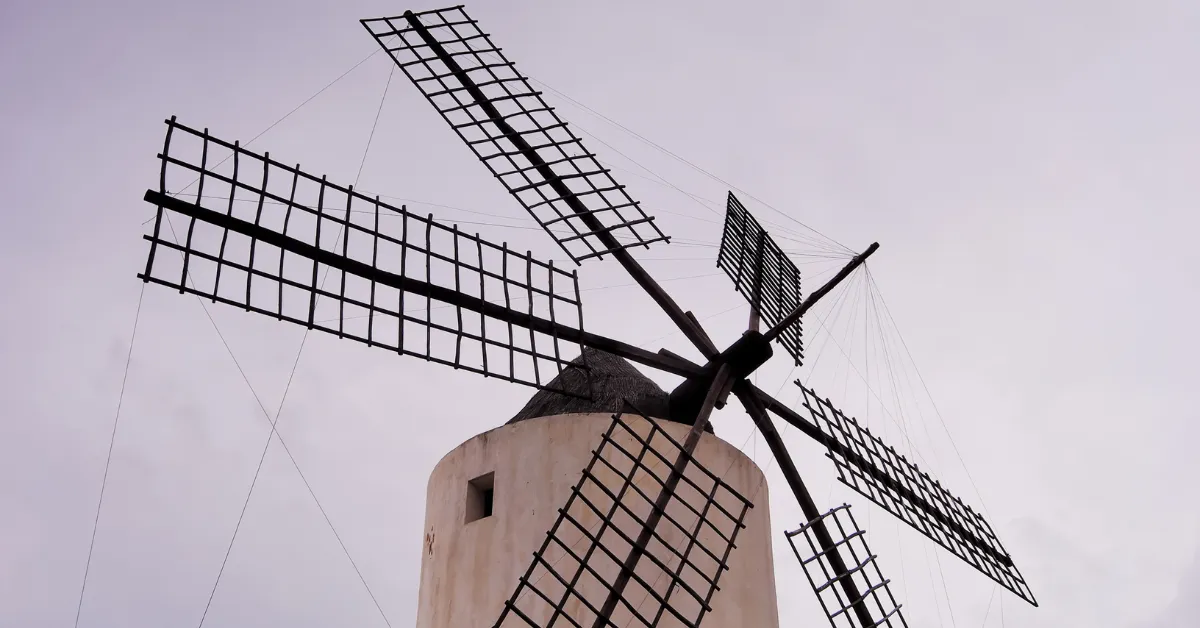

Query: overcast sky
<box><xmin>3</xmin><ymin>1</ymin><xmax>1198</xmax><ymax>626</ymax></box>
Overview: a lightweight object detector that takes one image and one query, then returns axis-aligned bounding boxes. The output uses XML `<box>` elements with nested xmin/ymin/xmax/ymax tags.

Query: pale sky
<box><xmin>2</xmin><ymin>1</ymin><xmax>1198</xmax><ymax>627</ymax></box>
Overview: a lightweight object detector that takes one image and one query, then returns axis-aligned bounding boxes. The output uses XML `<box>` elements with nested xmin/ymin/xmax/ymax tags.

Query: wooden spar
<box><xmin>143</xmin><ymin>190</ymin><xmax>705</xmax><ymax>380</ymax></box>
<box><xmin>735</xmin><ymin>384</ymin><xmax>878</xmax><ymax>628</ymax></box>
<box><xmin>592</xmin><ymin>364</ymin><xmax>733</xmax><ymax>628</ymax></box>
<box><xmin>762</xmin><ymin>242</ymin><xmax>879</xmax><ymax>345</ymax></box>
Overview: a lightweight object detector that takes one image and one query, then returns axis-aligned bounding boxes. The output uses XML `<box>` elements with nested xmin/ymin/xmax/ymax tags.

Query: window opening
<box><xmin>466</xmin><ymin>471</ymin><xmax>495</xmax><ymax>523</ymax></box>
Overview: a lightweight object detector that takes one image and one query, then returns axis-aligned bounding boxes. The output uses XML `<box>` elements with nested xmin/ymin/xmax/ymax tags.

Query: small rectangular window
<box><xmin>465</xmin><ymin>471</ymin><xmax>495</xmax><ymax>524</ymax></box>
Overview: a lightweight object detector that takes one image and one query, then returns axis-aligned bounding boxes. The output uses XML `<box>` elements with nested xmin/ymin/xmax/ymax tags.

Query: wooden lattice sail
<box><xmin>786</xmin><ymin>505</ymin><xmax>908</xmax><ymax>628</ymax></box>
<box><xmin>495</xmin><ymin>407</ymin><xmax>752</xmax><ymax>627</ymax></box>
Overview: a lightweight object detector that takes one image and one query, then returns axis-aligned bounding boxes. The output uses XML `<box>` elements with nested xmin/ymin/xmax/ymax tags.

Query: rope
<box><xmin>868</xmin><ymin>271</ymin><xmax>993</xmax><ymax>518</ymax></box>
<box><xmin>524</xmin><ymin>75</ymin><xmax>855</xmax><ymax>256</ymax></box>
<box><xmin>355</xmin><ymin>65</ymin><xmax>395</xmax><ymax>186</ymax></box>
<box><xmin>934</xmin><ymin>549</ymin><xmax>957</xmax><ymax>627</ymax></box>
<box><xmin>196</xmin><ymin>58</ymin><xmax>397</xmax><ymax>628</ymax></box>
<box><xmin>467</xmin><ymin>47</ymin><xmax>855</xmax><ymax>258</ymax></box>
<box><xmin>141</xmin><ymin>48</ymin><xmax>383</xmax><ymax>228</ymax></box>
<box><xmin>867</xmin><ymin>267</ymin><xmax>914</xmax><ymax>610</ymax></box>
<box><xmin>925</xmin><ymin>543</ymin><xmax>947</xmax><ymax>627</ymax></box>
<box><xmin>980</xmin><ymin>585</ymin><xmax>997</xmax><ymax>625</ymax></box>
<box><xmin>73</xmin><ymin>283</ymin><xmax>145</xmax><ymax>628</ymax></box>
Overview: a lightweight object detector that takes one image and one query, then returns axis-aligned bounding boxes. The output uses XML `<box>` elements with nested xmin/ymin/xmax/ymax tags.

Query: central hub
<box><xmin>718</xmin><ymin>330</ymin><xmax>774</xmax><ymax>379</ymax></box>
<box><xmin>667</xmin><ymin>331</ymin><xmax>773</xmax><ymax>424</ymax></box>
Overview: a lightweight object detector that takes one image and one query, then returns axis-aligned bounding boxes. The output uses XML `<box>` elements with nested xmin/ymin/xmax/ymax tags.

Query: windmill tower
<box><xmin>417</xmin><ymin>349</ymin><xmax>779</xmax><ymax>627</ymax></box>
<box><xmin>134</xmin><ymin>5</ymin><xmax>1038</xmax><ymax>626</ymax></box>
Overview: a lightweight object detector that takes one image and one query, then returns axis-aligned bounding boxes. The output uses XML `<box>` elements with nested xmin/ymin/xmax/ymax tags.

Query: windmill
<box><xmin>135</xmin><ymin>5</ymin><xmax>1037</xmax><ymax>626</ymax></box>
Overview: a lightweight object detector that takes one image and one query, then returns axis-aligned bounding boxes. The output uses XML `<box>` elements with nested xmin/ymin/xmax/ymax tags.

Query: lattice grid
<box><xmin>362</xmin><ymin>6</ymin><xmax>670</xmax><ymax>263</ymax></box>
<box><xmin>494</xmin><ymin>408</ymin><xmax>753</xmax><ymax>627</ymax></box>
<box><xmin>797</xmin><ymin>383</ymin><xmax>1037</xmax><ymax>606</ymax></box>
<box><xmin>717</xmin><ymin>192</ymin><xmax>803</xmax><ymax>365</ymax></box>
<box><xmin>139</xmin><ymin>118</ymin><xmax>589</xmax><ymax>394</ymax></box>
<box><xmin>785</xmin><ymin>504</ymin><xmax>908</xmax><ymax>628</ymax></box>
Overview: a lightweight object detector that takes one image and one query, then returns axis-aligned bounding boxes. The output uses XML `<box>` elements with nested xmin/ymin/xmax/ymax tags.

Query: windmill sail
<box><xmin>717</xmin><ymin>192</ymin><xmax>804</xmax><ymax>365</ymax></box>
<box><xmin>796</xmin><ymin>383</ymin><xmax>1037</xmax><ymax>606</ymax></box>
<box><xmin>786</xmin><ymin>504</ymin><xmax>908</xmax><ymax>628</ymax></box>
<box><xmin>140</xmin><ymin>118</ymin><xmax>589</xmax><ymax>394</ymax></box>
<box><xmin>362</xmin><ymin>7</ymin><xmax>670</xmax><ymax>264</ymax></box>
<box><xmin>494</xmin><ymin>407</ymin><xmax>752</xmax><ymax>628</ymax></box>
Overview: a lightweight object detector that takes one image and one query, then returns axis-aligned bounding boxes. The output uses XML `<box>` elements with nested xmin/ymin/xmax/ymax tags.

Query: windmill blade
<box><xmin>786</xmin><ymin>504</ymin><xmax>908</xmax><ymax>628</ymax></box>
<box><xmin>139</xmin><ymin>117</ymin><xmax>593</xmax><ymax>394</ymax></box>
<box><xmin>717</xmin><ymin>192</ymin><xmax>804</xmax><ymax>365</ymax></box>
<box><xmin>794</xmin><ymin>383</ymin><xmax>1038</xmax><ymax>606</ymax></box>
<box><xmin>362</xmin><ymin>6</ymin><xmax>719</xmax><ymax>361</ymax></box>
<box><xmin>362</xmin><ymin>6</ymin><xmax>669</xmax><ymax>265</ymax></box>
<box><xmin>494</xmin><ymin>400</ymin><xmax>752</xmax><ymax>628</ymax></box>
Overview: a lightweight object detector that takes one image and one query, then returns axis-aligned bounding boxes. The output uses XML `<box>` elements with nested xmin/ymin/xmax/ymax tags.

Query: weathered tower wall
<box><xmin>416</xmin><ymin>412</ymin><xmax>780</xmax><ymax>627</ymax></box>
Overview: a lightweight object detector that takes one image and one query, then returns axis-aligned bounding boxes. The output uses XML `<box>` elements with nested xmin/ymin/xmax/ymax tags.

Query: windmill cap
<box><xmin>508</xmin><ymin>347</ymin><xmax>712</xmax><ymax>433</ymax></box>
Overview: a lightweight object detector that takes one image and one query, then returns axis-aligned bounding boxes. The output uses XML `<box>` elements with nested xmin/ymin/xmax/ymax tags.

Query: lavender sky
<box><xmin>2</xmin><ymin>1</ymin><xmax>1198</xmax><ymax>626</ymax></box>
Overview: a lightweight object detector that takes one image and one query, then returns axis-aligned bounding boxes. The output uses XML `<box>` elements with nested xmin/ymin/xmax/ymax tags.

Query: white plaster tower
<box><xmin>415</xmin><ymin>349</ymin><xmax>781</xmax><ymax>628</ymax></box>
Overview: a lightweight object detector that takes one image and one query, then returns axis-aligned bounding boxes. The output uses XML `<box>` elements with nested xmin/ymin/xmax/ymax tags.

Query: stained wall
<box><xmin>416</xmin><ymin>412</ymin><xmax>780</xmax><ymax>628</ymax></box>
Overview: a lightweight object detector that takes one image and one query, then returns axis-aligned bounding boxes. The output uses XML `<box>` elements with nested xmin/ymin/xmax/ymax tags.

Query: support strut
<box><xmin>735</xmin><ymin>384</ymin><xmax>877</xmax><ymax>628</ymax></box>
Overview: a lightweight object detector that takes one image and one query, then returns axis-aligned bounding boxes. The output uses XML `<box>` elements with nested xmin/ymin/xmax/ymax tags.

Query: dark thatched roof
<box><xmin>508</xmin><ymin>347</ymin><xmax>712</xmax><ymax>433</ymax></box>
